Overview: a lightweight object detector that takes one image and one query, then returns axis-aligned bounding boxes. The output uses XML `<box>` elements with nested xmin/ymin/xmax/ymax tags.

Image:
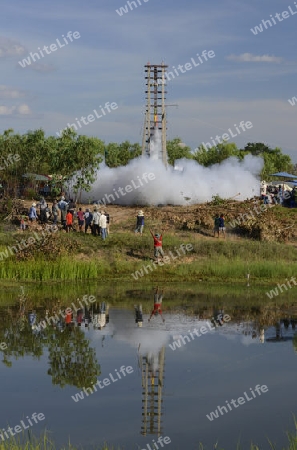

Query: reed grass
<box><xmin>1</xmin><ymin>429</ymin><xmax>297</xmax><ymax>450</ymax></box>
<box><xmin>1</xmin><ymin>230</ymin><xmax>297</xmax><ymax>283</ymax></box>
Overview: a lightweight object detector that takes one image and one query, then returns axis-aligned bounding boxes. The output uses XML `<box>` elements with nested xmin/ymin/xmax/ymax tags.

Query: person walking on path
<box><xmin>149</xmin><ymin>228</ymin><xmax>164</xmax><ymax>263</ymax></box>
<box><xmin>149</xmin><ymin>287</ymin><xmax>165</xmax><ymax>322</ymax></box>
<box><xmin>135</xmin><ymin>210</ymin><xmax>145</xmax><ymax>235</ymax></box>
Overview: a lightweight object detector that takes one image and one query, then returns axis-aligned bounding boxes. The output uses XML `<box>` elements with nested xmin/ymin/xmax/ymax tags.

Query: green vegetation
<box><xmin>192</xmin><ymin>141</ymin><xmax>294</xmax><ymax>180</ymax></box>
<box><xmin>1</xmin><ymin>225</ymin><xmax>297</xmax><ymax>283</ymax></box>
<box><xmin>0</xmin><ymin>432</ymin><xmax>120</xmax><ymax>449</ymax></box>
<box><xmin>0</xmin><ymin>127</ymin><xmax>294</xmax><ymax>200</ymax></box>
<box><xmin>1</xmin><ymin>427</ymin><xmax>297</xmax><ymax>450</ymax></box>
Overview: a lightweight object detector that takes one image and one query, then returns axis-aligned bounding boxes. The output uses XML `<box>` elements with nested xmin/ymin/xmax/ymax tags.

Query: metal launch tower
<box><xmin>139</xmin><ymin>347</ymin><xmax>166</xmax><ymax>436</ymax></box>
<box><xmin>142</xmin><ymin>63</ymin><xmax>168</xmax><ymax>167</ymax></box>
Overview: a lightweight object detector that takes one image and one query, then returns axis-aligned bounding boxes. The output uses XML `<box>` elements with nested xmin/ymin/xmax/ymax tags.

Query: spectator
<box><xmin>20</xmin><ymin>215</ymin><xmax>26</xmax><ymax>231</ymax></box>
<box><xmin>39</xmin><ymin>197</ymin><xmax>48</xmax><ymax>224</ymax></box>
<box><xmin>66</xmin><ymin>210</ymin><xmax>73</xmax><ymax>233</ymax></box>
<box><xmin>76</xmin><ymin>207</ymin><xmax>85</xmax><ymax>232</ymax></box>
<box><xmin>135</xmin><ymin>210</ymin><xmax>144</xmax><ymax>235</ymax></box>
<box><xmin>213</xmin><ymin>214</ymin><xmax>220</xmax><ymax>238</ymax></box>
<box><xmin>105</xmin><ymin>210</ymin><xmax>110</xmax><ymax>235</ymax></box>
<box><xmin>99</xmin><ymin>211</ymin><xmax>107</xmax><ymax>240</ymax></box>
<box><xmin>92</xmin><ymin>208</ymin><xmax>101</xmax><ymax>236</ymax></box>
<box><xmin>68</xmin><ymin>198</ymin><xmax>76</xmax><ymax>216</ymax></box>
<box><xmin>84</xmin><ymin>209</ymin><xmax>93</xmax><ymax>234</ymax></box>
<box><xmin>219</xmin><ymin>214</ymin><xmax>226</xmax><ymax>238</ymax></box>
<box><xmin>28</xmin><ymin>203</ymin><xmax>38</xmax><ymax>223</ymax></box>
<box><xmin>58</xmin><ymin>196</ymin><xmax>68</xmax><ymax>228</ymax></box>
<box><xmin>52</xmin><ymin>200</ymin><xmax>59</xmax><ymax>225</ymax></box>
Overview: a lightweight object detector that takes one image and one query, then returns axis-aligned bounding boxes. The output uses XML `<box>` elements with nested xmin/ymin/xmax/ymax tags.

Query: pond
<box><xmin>0</xmin><ymin>283</ymin><xmax>296</xmax><ymax>449</ymax></box>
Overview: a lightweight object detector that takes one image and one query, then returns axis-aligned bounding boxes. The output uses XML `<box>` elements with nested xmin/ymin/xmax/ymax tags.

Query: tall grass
<box><xmin>1</xmin><ymin>230</ymin><xmax>297</xmax><ymax>282</ymax></box>
<box><xmin>1</xmin><ymin>428</ymin><xmax>297</xmax><ymax>450</ymax></box>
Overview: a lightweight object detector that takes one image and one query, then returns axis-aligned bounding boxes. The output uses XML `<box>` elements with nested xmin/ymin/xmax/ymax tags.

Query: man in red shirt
<box><xmin>150</xmin><ymin>228</ymin><xmax>164</xmax><ymax>263</ymax></box>
<box><xmin>149</xmin><ymin>287</ymin><xmax>165</xmax><ymax>322</ymax></box>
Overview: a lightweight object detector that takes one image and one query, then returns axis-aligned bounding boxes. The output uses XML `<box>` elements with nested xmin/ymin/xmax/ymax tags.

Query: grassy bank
<box><xmin>1</xmin><ymin>429</ymin><xmax>297</xmax><ymax>450</ymax></box>
<box><xmin>0</xmin><ymin>227</ymin><xmax>297</xmax><ymax>283</ymax></box>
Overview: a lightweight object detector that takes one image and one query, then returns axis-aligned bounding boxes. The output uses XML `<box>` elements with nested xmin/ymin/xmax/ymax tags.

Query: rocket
<box><xmin>154</xmin><ymin>107</ymin><xmax>158</xmax><ymax>126</ymax></box>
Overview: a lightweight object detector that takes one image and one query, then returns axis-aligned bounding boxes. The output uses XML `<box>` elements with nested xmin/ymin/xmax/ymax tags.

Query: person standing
<box><xmin>66</xmin><ymin>210</ymin><xmax>73</xmax><ymax>233</ymax></box>
<box><xmin>99</xmin><ymin>211</ymin><xmax>107</xmax><ymax>240</ymax></box>
<box><xmin>68</xmin><ymin>198</ymin><xmax>76</xmax><ymax>216</ymax></box>
<box><xmin>58</xmin><ymin>196</ymin><xmax>68</xmax><ymax>228</ymax></box>
<box><xmin>92</xmin><ymin>208</ymin><xmax>101</xmax><ymax>236</ymax></box>
<box><xmin>28</xmin><ymin>203</ymin><xmax>38</xmax><ymax>223</ymax></box>
<box><xmin>213</xmin><ymin>214</ymin><xmax>220</xmax><ymax>238</ymax></box>
<box><xmin>39</xmin><ymin>197</ymin><xmax>48</xmax><ymax>224</ymax></box>
<box><xmin>76</xmin><ymin>208</ymin><xmax>85</xmax><ymax>232</ymax></box>
<box><xmin>135</xmin><ymin>210</ymin><xmax>145</xmax><ymax>235</ymax></box>
<box><xmin>84</xmin><ymin>209</ymin><xmax>93</xmax><ymax>234</ymax></box>
<box><xmin>149</xmin><ymin>228</ymin><xmax>164</xmax><ymax>263</ymax></box>
<box><xmin>105</xmin><ymin>210</ymin><xmax>110</xmax><ymax>235</ymax></box>
<box><xmin>52</xmin><ymin>200</ymin><xmax>59</xmax><ymax>225</ymax></box>
<box><xmin>219</xmin><ymin>214</ymin><xmax>226</xmax><ymax>238</ymax></box>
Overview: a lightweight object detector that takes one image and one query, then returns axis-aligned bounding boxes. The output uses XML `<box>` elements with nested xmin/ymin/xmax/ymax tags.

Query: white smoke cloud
<box><xmin>82</xmin><ymin>153</ymin><xmax>262</xmax><ymax>206</ymax></box>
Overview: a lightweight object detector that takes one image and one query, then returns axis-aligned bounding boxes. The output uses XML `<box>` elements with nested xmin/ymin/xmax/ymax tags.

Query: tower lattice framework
<box><xmin>142</xmin><ymin>63</ymin><xmax>168</xmax><ymax>167</ymax></box>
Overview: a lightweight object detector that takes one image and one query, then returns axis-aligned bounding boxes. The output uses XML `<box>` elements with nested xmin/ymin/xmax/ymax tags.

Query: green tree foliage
<box><xmin>105</xmin><ymin>141</ymin><xmax>141</xmax><ymax>167</ymax></box>
<box><xmin>192</xmin><ymin>142</ymin><xmax>239</xmax><ymax>166</ymax></box>
<box><xmin>192</xmin><ymin>141</ymin><xmax>293</xmax><ymax>180</ymax></box>
<box><xmin>0</xmin><ymin>128</ymin><xmax>105</xmax><ymax>196</ymax></box>
<box><xmin>166</xmin><ymin>138</ymin><xmax>192</xmax><ymax>166</ymax></box>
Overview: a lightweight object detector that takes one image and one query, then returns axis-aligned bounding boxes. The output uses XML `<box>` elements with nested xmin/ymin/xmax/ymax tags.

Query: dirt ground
<box><xmin>2</xmin><ymin>197</ymin><xmax>297</xmax><ymax>242</ymax></box>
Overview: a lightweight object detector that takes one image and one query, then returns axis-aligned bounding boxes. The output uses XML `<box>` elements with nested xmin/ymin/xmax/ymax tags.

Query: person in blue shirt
<box><xmin>28</xmin><ymin>203</ymin><xmax>38</xmax><ymax>223</ymax></box>
<box><xmin>219</xmin><ymin>214</ymin><xmax>226</xmax><ymax>238</ymax></box>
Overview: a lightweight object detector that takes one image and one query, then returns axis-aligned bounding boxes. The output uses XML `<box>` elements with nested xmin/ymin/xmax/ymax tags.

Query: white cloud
<box><xmin>226</xmin><ymin>53</ymin><xmax>283</xmax><ymax>63</ymax></box>
<box><xmin>0</xmin><ymin>36</ymin><xmax>26</xmax><ymax>57</ymax></box>
<box><xmin>17</xmin><ymin>104</ymin><xmax>31</xmax><ymax>115</ymax></box>
<box><xmin>0</xmin><ymin>85</ymin><xmax>26</xmax><ymax>99</ymax></box>
<box><xmin>0</xmin><ymin>103</ymin><xmax>32</xmax><ymax>116</ymax></box>
<box><xmin>0</xmin><ymin>105</ymin><xmax>16</xmax><ymax>115</ymax></box>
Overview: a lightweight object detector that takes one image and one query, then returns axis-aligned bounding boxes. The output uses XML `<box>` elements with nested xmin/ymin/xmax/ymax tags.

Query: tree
<box><xmin>192</xmin><ymin>142</ymin><xmax>239</xmax><ymax>166</ymax></box>
<box><xmin>105</xmin><ymin>141</ymin><xmax>141</xmax><ymax>167</ymax></box>
<box><xmin>166</xmin><ymin>138</ymin><xmax>192</xmax><ymax>166</ymax></box>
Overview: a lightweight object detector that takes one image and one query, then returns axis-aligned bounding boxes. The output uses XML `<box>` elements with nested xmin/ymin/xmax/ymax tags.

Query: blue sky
<box><xmin>1</xmin><ymin>0</ymin><xmax>297</xmax><ymax>159</ymax></box>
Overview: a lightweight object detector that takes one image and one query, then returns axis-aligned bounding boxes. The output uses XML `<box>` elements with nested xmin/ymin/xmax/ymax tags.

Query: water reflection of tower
<box><xmin>139</xmin><ymin>346</ymin><xmax>165</xmax><ymax>437</ymax></box>
<box><xmin>142</xmin><ymin>63</ymin><xmax>168</xmax><ymax>167</ymax></box>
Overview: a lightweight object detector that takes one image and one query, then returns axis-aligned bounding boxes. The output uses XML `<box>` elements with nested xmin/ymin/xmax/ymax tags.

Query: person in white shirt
<box><xmin>92</xmin><ymin>208</ymin><xmax>101</xmax><ymax>236</ymax></box>
<box><xmin>99</xmin><ymin>211</ymin><xmax>107</xmax><ymax>240</ymax></box>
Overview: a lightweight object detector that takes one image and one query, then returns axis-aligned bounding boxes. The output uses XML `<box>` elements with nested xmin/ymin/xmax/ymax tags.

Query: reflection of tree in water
<box><xmin>0</xmin><ymin>296</ymin><xmax>100</xmax><ymax>388</ymax></box>
<box><xmin>1</xmin><ymin>318</ymin><xmax>44</xmax><ymax>367</ymax></box>
<box><xmin>47</xmin><ymin>326</ymin><xmax>100</xmax><ymax>388</ymax></box>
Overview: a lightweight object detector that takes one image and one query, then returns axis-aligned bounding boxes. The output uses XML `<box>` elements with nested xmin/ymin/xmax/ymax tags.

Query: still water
<box><xmin>0</xmin><ymin>285</ymin><xmax>297</xmax><ymax>449</ymax></box>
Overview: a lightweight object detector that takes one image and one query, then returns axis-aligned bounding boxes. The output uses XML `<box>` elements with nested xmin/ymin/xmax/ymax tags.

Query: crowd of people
<box><xmin>261</xmin><ymin>184</ymin><xmax>293</xmax><ymax>207</ymax></box>
<box><xmin>27</xmin><ymin>196</ymin><xmax>110</xmax><ymax>239</ymax></box>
